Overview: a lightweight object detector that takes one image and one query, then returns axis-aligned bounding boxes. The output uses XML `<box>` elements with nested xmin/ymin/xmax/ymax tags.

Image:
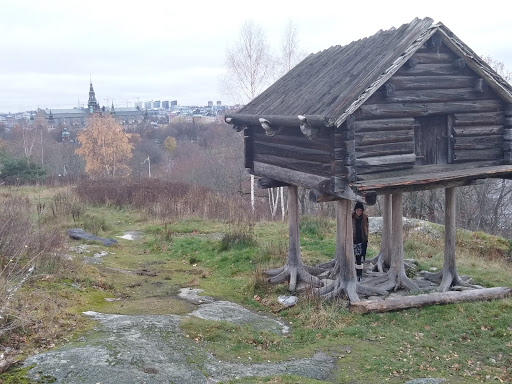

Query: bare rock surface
<box><xmin>24</xmin><ymin>311</ymin><xmax>335</xmax><ymax>383</ymax></box>
<box><xmin>67</xmin><ymin>228</ymin><xmax>118</xmax><ymax>246</ymax></box>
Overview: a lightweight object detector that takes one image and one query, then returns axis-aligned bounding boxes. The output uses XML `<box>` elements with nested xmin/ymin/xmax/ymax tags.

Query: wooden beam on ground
<box><xmin>350</xmin><ymin>287</ymin><xmax>512</xmax><ymax>314</ymax></box>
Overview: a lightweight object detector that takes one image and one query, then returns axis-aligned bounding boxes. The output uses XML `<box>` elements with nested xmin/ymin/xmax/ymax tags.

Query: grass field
<box><xmin>1</xmin><ymin>185</ymin><xmax>511</xmax><ymax>383</ymax></box>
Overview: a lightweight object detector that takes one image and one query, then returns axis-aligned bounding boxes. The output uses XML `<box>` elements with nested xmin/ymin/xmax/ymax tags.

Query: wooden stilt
<box><xmin>264</xmin><ymin>186</ymin><xmax>323</xmax><ymax>291</ymax></box>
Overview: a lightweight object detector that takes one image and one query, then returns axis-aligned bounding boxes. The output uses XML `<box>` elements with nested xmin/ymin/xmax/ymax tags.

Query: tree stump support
<box><xmin>424</xmin><ymin>187</ymin><xmax>481</xmax><ymax>291</ymax></box>
<box><xmin>365</xmin><ymin>192</ymin><xmax>420</xmax><ymax>292</ymax></box>
<box><xmin>317</xmin><ymin>198</ymin><xmax>360</xmax><ymax>302</ymax></box>
<box><xmin>263</xmin><ymin>186</ymin><xmax>323</xmax><ymax>291</ymax></box>
<box><xmin>369</xmin><ymin>193</ymin><xmax>392</xmax><ymax>272</ymax></box>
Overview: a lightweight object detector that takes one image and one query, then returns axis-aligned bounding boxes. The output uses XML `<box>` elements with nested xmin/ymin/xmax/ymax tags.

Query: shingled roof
<box><xmin>235</xmin><ymin>17</ymin><xmax>512</xmax><ymax>128</ymax></box>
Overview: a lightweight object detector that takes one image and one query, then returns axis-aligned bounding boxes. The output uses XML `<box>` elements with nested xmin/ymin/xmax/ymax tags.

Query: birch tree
<box><xmin>222</xmin><ymin>20</ymin><xmax>276</xmax><ymax>211</ymax></box>
<box><xmin>75</xmin><ymin>114</ymin><xmax>133</xmax><ymax>178</ymax></box>
<box><xmin>279</xmin><ymin>19</ymin><xmax>308</xmax><ymax>76</ymax></box>
<box><xmin>222</xmin><ymin>20</ymin><xmax>275</xmax><ymax>105</ymax></box>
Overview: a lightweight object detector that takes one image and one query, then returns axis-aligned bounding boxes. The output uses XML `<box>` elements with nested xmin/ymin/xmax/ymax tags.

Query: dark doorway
<box><xmin>414</xmin><ymin>115</ymin><xmax>451</xmax><ymax>165</ymax></box>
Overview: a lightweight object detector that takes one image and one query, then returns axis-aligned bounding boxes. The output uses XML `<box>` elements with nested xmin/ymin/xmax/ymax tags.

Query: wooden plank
<box><xmin>350</xmin><ymin>287</ymin><xmax>512</xmax><ymax>314</ymax></box>
<box><xmin>453</xmin><ymin>148</ymin><xmax>503</xmax><ymax>162</ymax></box>
<box><xmin>453</xmin><ymin>126</ymin><xmax>504</xmax><ymax>137</ymax></box>
<box><xmin>453</xmin><ymin>135</ymin><xmax>503</xmax><ymax>150</ymax></box>
<box><xmin>389</xmin><ymin>76</ymin><xmax>475</xmax><ymax>91</ymax></box>
<box><xmin>254</xmin><ymin>153</ymin><xmax>332</xmax><ymax>176</ymax></box>
<box><xmin>357</xmin><ymin>100</ymin><xmax>503</xmax><ymax>120</ymax></box>
<box><xmin>253</xmin><ymin>161</ymin><xmax>331</xmax><ymax>193</ymax></box>
<box><xmin>350</xmin><ymin>164</ymin><xmax>512</xmax><ymax>193</ymax></box>
<box><xmin>356</xmin><ymin>153</ymin><xmax>417</xmax><ymax>167</ymax></box>
<box><xmin>383</xmin><ymin>88</ymin><xmax>496</xmax><ymax>104</ymax></box>
<box><xmin>356</xmin><ymin>163</ymin><xmax>415</xmax><ymax>177</ymax></box>
<box><xmin>355</xmin><ymin>154</ymin><xmax>416</xmax><ymax>176</ymax></box>
<box><xmin>394</xmin><ymin>63</ymin><xmax>472</xmax><ymax>77</ymax></box>
<box><xmin>355</xmin><ymin>129</ymin><xmax>413</xmax><ymax>146</ymax></box>
<box><xmin>410</xmin><ymin>52</ymin><xmax>458</xmax><ymax>64</ymax></box>
<box><xmin>453</xmin><ymin>111</ymin><xmax>505</xmax><ymax>126</ymax></box>
<box><xmin>354</xmin><ymin>117</ymin><xmax>416</xmax><ymax>133</ymax></box>
<box><xmin>253</xmin><ymin>141</ymin><xmax>331</xmax><ymax>162</ymax></box>
<box><xmin>257</xmin><ymin>178</ymin><xmax>290</xmax><ymax>189</ymax></box>
<box><xmin>253</xmin><ymin>129</ymin><xmax>332</xmax><ymax>151</ymax></box>
<box><xmin>355</xmin><ymin>142</ymin><xmax>414</xmax><ymax>158</ymax></box>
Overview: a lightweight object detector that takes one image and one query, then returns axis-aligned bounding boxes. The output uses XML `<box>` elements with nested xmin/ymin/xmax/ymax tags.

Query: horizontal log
<box><xmin>409</xmin><ymin>52</ymin><xmax>458</xmax><ymax>64</ymax></box>
<box><xmin>356</xmin><ymin>164</ymin><xmax>416</xmax><ymax>178</ymax></box>
<box><xmin>356</xmin><ymin>142</ymin><xmax>415</xmax><ymax>158</ymax></box>
<box><xmin>257</xmin><ymin>177</ymin><xmax>290</xmax><ymax>189</ymax></box>
<box><xmin>253</xmin><ymin>130</ymin><xmax>331</xmax><ymax>151</ymax></box>
<box><xmin>355</xmin><ymin>153</ymin><xmax>417</xmax><ymax>167</ymax></box>
<box><xmin>383</xmin><ymin>88</ymin><xmax>495</xmax><ymax>104</ymax></box>
<box><xmin>357</xmin><ymin>100</ymin><xmax>502</xmax><ymax>120</ymax></box>
<box><xmin>350</xmin><ymin>287</ymin><xmax>512</xmax><ymax>314</ymax></box>
<box><xmin>355</xmin><ymin>129</ymin><xmax>414</xmax><ymax>146</ymax></box>
<box><xmin>355</xmin><ymin>154</ymin><xmax>416</xmax><ymax>175</ymax></box>
<box><xmin>351</xmin><ymin>163</ymin><xmax>512</xmax><ymax>193</ymax></box>
<box><xmin>308</xmin><ymin>189</ymin><xmax>377</xmax><ymax>205</ymax></box>
<box><xmin>389</xmin><ymin>75</ymin><xmax>476</xmax><ymax>91</ymax></box>
<box><xmin>253</xmin><ymin>141</ymin><xmax>331</xmax><ymax>163</ymax></box>
<box><xmin>225</xmin><ymin>114</ymin><xmax>332</xmax><ymax>129</ymax></box>
<box><xmin>353</xmin><ymin>117</ymin><xmax>416</xmax><ymax>133</ymax></box>
<box><xmin>253</xmin><ymin>161</ymin><xmax>331</xmax><ymax>193</ymax></box>
<box><xmin>453</xmin><ymin>125</ymin><xmax>504</xmax><ymax>137</ymax></box>
<box><xmin>454</xmin><ymin>135</ymin><xmax>502</xmax><ymax>150</ymax></box>
<box><xmin>453</xmin><ymin>148</ymin><xmax>503</xmax><ymax>162</ymax></box>
<box><xmin>394</xmin><ymin>63</ymin><xmax>471</xmax><ymax>76</ymax></box>
<box><xmin>453</xmin><ymin>111</ymin><xmax>505</xmax><ymax>126</ymax></box>
<box><xmin>253</xmin><ymin>153</ymin><xmax>332</xmax><ymax>176</ymax></box>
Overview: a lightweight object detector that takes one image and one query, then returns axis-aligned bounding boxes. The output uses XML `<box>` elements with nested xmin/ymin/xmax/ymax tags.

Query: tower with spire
<box><xmin>87</xmin><ymin>81</ymin><xmax>99</xmax><ymax>113</ymax></box>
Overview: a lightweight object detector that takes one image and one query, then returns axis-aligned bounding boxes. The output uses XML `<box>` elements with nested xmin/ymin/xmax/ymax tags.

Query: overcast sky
<box><xmin>1</xmin><ymin>0</ymin><xmax>510</xmax><ymax>113</ymax></box>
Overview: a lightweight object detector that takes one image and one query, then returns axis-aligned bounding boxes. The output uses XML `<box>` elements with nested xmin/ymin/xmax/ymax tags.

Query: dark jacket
<box><xmin>352</xmin><ymin>212</ymin><xmax>369</xmax><ymax>244</ymax></box>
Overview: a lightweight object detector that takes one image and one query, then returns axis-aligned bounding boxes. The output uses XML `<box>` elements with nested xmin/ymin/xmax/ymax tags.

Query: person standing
<box><xmin>352</xmin><ymin>201</ymin><xmax>369</xmax><ymax>281</ymax></box>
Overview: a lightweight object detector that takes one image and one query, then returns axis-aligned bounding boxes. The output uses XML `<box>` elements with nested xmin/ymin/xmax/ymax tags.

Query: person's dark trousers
<box><xmin>355</xmin><ymin>254</ymin><xmax>363</xmax><ymax>281</ymax></box>
<box><xmin>362</xmin><ymin>241</ymin><xmax>368</xmax><ymax>261</ymax></box>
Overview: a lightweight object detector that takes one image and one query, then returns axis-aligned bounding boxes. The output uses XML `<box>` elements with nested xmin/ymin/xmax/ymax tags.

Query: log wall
<box><xmin>250</xmin><ymin>123</ymin><xmax>334</xmax><ymax>188</ymax></box>
<box><xmin>351</xmin><ymin>35</ymin><xmax>507</xmax><ymax>179</ymax></box>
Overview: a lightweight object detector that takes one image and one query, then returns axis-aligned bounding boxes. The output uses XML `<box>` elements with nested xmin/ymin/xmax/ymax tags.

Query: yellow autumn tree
<box><xmin>75</xmin><ymin>114</ymin><xmax>133</xmax><ymax>178</ymax></box>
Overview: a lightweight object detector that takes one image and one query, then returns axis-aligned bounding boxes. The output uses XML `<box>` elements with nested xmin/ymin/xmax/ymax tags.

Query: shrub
<box><xmin>219</xmin><ymin>220</ymin><xmax>257</xmax><ymax>251</ymax></box>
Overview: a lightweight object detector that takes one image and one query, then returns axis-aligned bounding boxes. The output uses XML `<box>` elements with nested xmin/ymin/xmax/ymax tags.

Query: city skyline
<box><xmin>1</xmin><ymin>0</ymin><xmax>511</xmax><ymax>113</ymax></box>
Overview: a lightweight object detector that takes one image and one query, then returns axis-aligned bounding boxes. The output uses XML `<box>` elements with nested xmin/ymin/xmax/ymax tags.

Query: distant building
<box><xmin>153</xmin><ymin>100</ymin><xmax>161</xmax><ymax>109</ymax></box>
<box><xmin>144</xmin><ymin>101</ymin><xmax>152</xmax><ymax>110</ymax></box>
<box><xmin>216</xmin><ymin>101</ymin><xmax>221</xmax><ymax>106</ymax></box>
<box><xmin>208</xmin><ymin>101</ymin><xmax>213</xmax><ymax>107</ymax></box>
<box><xmin>88</xmin><ymin>82</ymin><xmax>100</xmax><ymax>113</ymax></box>
<box><xmin>171</xmin><ymin>100</ymin><xmax>178</xmax><ymax>108</ymax></box>
<box><xmin>162</xmin><ymin>100</ymin><xmax>169</xmax><ymax>110</ymax></box>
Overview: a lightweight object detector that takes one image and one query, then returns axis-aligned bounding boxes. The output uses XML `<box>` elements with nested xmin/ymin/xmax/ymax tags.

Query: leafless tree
<box><xmin>222</xmin><ymin>20</ymin><xmax>276</xmax><ymax>105</ymax></box>
<box><xmin>279</xmin><ymin>19</ymin><xmax>308</xmax><ymax>77</ymax></box>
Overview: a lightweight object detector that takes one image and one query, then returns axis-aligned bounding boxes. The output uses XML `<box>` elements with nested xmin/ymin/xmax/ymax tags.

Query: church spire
<box><xmin>87</xmin><ymin>81</ymin><xmax>99</xmax><ymax>113</ymax></box>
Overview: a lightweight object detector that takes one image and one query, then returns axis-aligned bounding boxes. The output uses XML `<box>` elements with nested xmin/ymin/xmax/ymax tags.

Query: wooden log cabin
<box><xmin>226</xmin><ymin>18</ymin><xmax>512</xmax><ymax>202</ymax></box>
